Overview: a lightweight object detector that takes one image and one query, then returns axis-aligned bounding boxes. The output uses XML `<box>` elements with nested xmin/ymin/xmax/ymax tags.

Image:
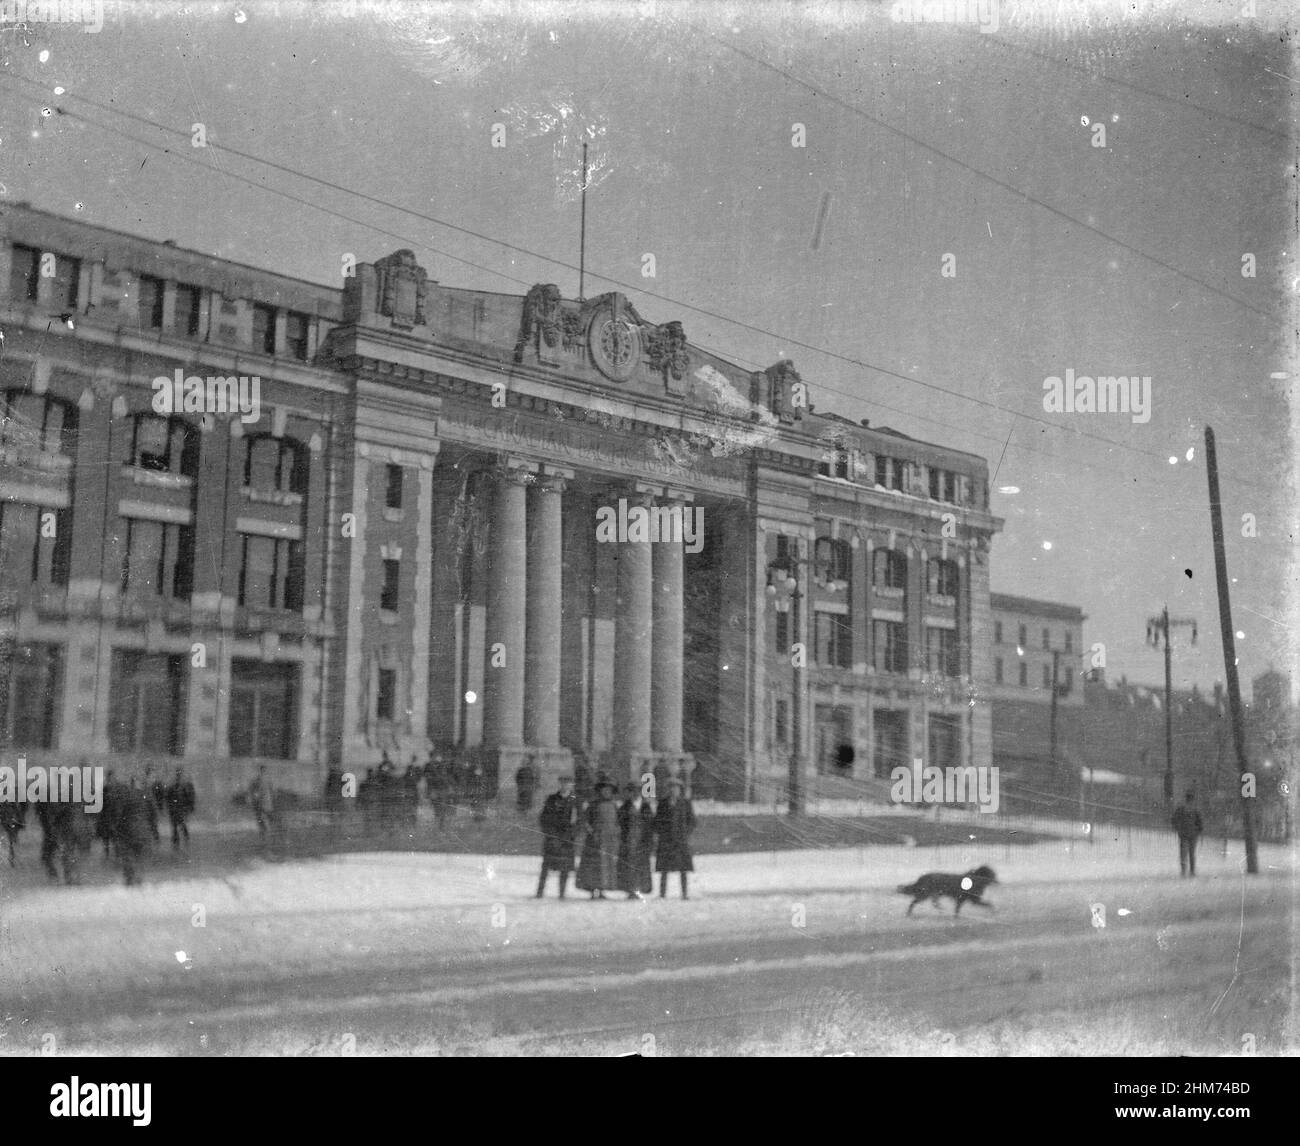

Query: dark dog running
<box><xmin>898</xmin><ymin>865</ymin><xmax>998</xmax><ymax>916</ymax></box>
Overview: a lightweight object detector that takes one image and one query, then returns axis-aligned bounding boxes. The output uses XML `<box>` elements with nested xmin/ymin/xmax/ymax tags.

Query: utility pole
<box><xmin>1204</xmin><ymin>426</ymin><xmax>1259</xmax><ymax>874</ymax></box>
<box><xmin>1146</xmin><ymin>606</ymin><xmax>1198</xmax><ymax>803</ymax></box>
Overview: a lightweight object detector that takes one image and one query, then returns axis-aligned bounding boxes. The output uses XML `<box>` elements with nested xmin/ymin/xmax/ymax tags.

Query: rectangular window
<box><xmin>238</xmin><ymin>535</ymin><xmax>303</xmax><ymax>610</ymax></box>
<box><xmin>926</xmin><ymin>627</ymin><xmax>958</xmax><ymax>677</ymax></box>
<box><xmin>943</xmin><ymin>471</ymin><xmax>956</xmax><ymax>502</ymax></box>
<box><xmin>873</xmin><ymin>548</ymin><xmax>907</xmax><ymax>590</ymax></box>
<box><xmin>121</xmin><ymin>518</ymin><xmax>167</xmax><ymax>596</ymax></box>
<box><xmin>814</xmin><ymin>611</ymin><xmax>852</xmax><ymax>669</ymax></box>
<box><xmin>873</xmin><ymin>709</ymin><xmax>908</xmax><ymax>779</ymax></box>
<box><xmin>50</xmin><ymin>254</ymin><xmax>79</xmax><ymax>312</ymax></box>
<box><xmin>228</xmin><ymin>660</ymin><xmax>298</xmax><ymax>759</ymax></box>
<box><xmin>872</xmin><ymin>619</ymin><xmax>908</xmax><ymax>674</ymax></box>
<box><xmin>174</xmin><ymin>283</ymin><xmax>201</xmax><ymax>336</ymax></box>
<box><xmin>775</xmin><ymin>609</ymin><xmax>789</xmax><ymax>654</ymax></box>
<box><xmin>376</xmin><ymin>667</ymin><xmax>397</xmax><ymax>720</ymax></box>
<box><xmin>1018</xmin><ymin>624</ymin><xmax>1027</xmax><ymax>648</ymax></box>
<box><xmin>774</xmin><ymin>699</ymin><xmax>789</xmax><ymax>746</ymax></box>
<box><xmin>9</xmin><ymin>244</ymin><xmax>40</xmax><ymax>301</ymax></box>
<box><xmin>994</xmin><ymin>620</ymin><xmax>1003</xmax><ymax>644</ymax></box>
<box><xmin>385</xmin><ymin>464</ymin><xmax>404</xmax><ymax>510</ymax></box>
<box><xmin>1064</xmin><ymin>630</ymin><xmax>1073</xmax><ymax>653</ymax></box>
<box><xmin>128</xmin><ymin>415</ymin><xmax>198</xmax><ymax>478</ymax></box>
<box><xmin>1042</xmin><ymin>627</ymin><xmax>1051</xmax><ymax>650</ymax></box>
<box><xmin>1042</xmin><ymin>663</ymin><xmax>1052</xmax><ymax>689</ymax></box>
<box><xmin>138</xmin><ymin>274</ymin><xmax>165</xmax><ymax>329</ymax></box>
<box><xmin>1019</xmin><ymin>661</ymin><xmax>1028</xmax><ymax>687</ymax></box>
<box><xmin>380</xmin><ymin>557</ymin><xmax>400</xmax><ymax>611</ymax></box>
<box><xmin>0</xmin><ymin>502</ymin><xmax>64</xmax><ymax>586</ymax></box>
<box><xmin>775</xmin><ymin>534</ymin><xmax>790</xmax><ymax>566</ymax></box>
<box><xmin>285</xmin><ymin>310</ymin><xmax>309</xmax><ymax>360</ymax></box>
<box><xmin>927</xmin><ymin>559</ymin><xmax>958</xmax><ymax>597</ymax></box>
<box><xmin>929</xmin><ymin>467</ymin><xmax>941</xmax><ymax>500</ymax></box>
<box><xmin>109</xmin><ymin>651</ymin><xmax>185</xmax><ymax>755</ymax></box>
<box><xmin>0</xmin><ymin>641</ymin><xmax>64</xmax><ymax>749</ymax></box>
<box><xmin>252</xmin><ymin>302</ymin><xmax>277</xmax><ymax>354</ymax></box>
<box><xmin>995</xmin><ymin>657</ymin><xmax>1004</xmax><ymax>684</ymax></box>
<box><xmin>876</xmin><ymin>455</ymin><xmax>889</xmax><ymax>488</ymax></box>
<box><xmin>928</xmin><ymin>714</ymin><xmax>961</xmax><ymax>773</ymax></box>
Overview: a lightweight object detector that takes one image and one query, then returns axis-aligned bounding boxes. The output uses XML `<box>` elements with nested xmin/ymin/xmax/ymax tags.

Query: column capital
<box><xmin>494</xmin><ymin>456</ymin><xmax>539</xmax><ymax>486</ymax></box>
<box><xmin>535</xmin><ymin>472</ymin><xmax>568</xmax><ymax>494</ymax></box>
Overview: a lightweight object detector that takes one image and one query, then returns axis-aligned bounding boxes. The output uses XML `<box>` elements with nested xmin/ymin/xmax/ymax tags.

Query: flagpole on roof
<box><xmin>579</xmin><ymin>141</ymin><xmax>588</xmax><ymax>302</ymax></box>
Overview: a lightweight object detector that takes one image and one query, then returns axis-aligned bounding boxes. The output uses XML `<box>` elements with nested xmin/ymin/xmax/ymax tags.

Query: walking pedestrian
<box><xmin>117</xmin><ymin>777</ymin><xmax>154</xmax><ymax>886</ymax></box>
<box><xmin>1171</xmin><ymin>789</ymin><xmax>1204</xmax><ymax>878</ymax></box>
<box><xmin>468</xmin><ymin>761</ymin><xmax>487</xmax><ymax>823</ymax></box>
<box><xmin>426</xmin><ymin>753</ymin><xmax>452</xmax><ymax>828</ymax></box>
<box><xmin>0</xmin><ymin>797</ymin><xmax>24</xmax><ymax>865</ymax></box>
<box><xmin>617</xmin><ymin>781</ymin><xmax>654</xmax><ymax>900</ymax></box>
<box><xmin>96</xmin><ymin>769</ymin><xmax>123</xmax><ymax>860</ymax></box>
<box><xmin>577</xmin><ymin>779</ymin><xmax>621</xmax><ymax>899</ymax></box>
<box><xmin>536</xmin><ymin>775</ymin><xmax>578</xmax><ymax>898</ymax></box>
<box><xmin>165</xmin><ymin>768</ymin><xmax>196</xmax><ymax>852</ymax></box>
<box><xmin>248</xmin><ymin>766</ymin><xmax>275</xmax><ymax>842</ymax></box>
<box><xmin>142</xmin><ymin>764</ymin><xmax>164</xmax><ymax>844</ymax></box>
<box><xmin>654</xmin><ymin>778</ymin><xmax>696</xmax><ymax>899</ymax></box>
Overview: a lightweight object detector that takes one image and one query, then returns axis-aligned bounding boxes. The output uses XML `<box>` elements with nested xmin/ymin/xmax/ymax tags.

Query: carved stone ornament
<box><xmin>645</xmin><ymin>320</ymin><xmax>691</xmax><ymax>383</ymax></box>
<box><xmin>374</xmin><ymin>250</ymin><xmax>430</xmax><ymax>328</ymax></box>
<box><xmin>765</xmin><ymin>359</ymin><xmax>803</xmax><ymax>423</ymax></box>
<box><xmin>513</xmin><ymin>283</ymin><xmax>564</xmax><ymax>363</ymax></box>
<box><xmin>588</xmin><ymin>304</ymin><xmax>641</xmax><ymax>382</ymax></box>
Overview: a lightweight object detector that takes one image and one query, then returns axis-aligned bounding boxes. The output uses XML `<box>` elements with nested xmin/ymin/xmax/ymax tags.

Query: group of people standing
<box><xmin>0</xmin><ymin>764</ymin><xmax>195</xmax><ymax>887</ymax></box>
<box><xmin>537</xmin><ymin>773</ymin><xmax>697</xmax><ymax>900</ymax></box>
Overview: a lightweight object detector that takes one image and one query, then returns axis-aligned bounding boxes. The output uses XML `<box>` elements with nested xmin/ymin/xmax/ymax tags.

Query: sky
<box><xmin>0</xmin><ymin>0</ymin><xmax>1295</xmax><ymax>700</ymax></box>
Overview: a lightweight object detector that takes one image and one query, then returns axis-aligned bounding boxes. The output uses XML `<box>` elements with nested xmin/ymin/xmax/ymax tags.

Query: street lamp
<box><xmin>766</xmin><ymin>561</ymin><xmax>806</xmax><ymax>817</ymax></box>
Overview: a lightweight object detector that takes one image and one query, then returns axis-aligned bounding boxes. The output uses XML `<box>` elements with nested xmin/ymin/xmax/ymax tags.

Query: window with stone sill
<box><xmin>1</xmin><ymin>390</ymin><xmax>79</xmax><ymax>456</ymax></box>
<box><xmin>125</xmin><ymin>414</ymin><xmax>199</xmax><ymax>479</ymax></box>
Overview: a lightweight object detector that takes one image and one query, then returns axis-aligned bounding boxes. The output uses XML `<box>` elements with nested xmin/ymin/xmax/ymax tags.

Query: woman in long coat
<box><xmin>576</xmin><ymin>780</ymin><xmax>621</xmax><ymax>898</ymax></box>
<box><xmin>617</xmin><ymin>783</ymin><xmax>655</xmax><ymax>899</ymax></box>
<box><xmin>653</xmin><ymin>779</ymin><xmax>696</xmax><ymax>899</ymax></box>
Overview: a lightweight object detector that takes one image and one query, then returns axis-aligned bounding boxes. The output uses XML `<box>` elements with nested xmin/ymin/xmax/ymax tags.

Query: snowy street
<box><xmin>2</xmin><ymin>827</ymin><xmax>1293</xmax><ymax>1056</ymax></box>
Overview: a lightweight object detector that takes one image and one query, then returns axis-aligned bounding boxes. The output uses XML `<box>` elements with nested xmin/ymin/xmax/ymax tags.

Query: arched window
<box><xmin>243</xmin><ymin>434</ymin><xmax>307</xmax><ymax>495</ymax></box>
<box><xmin>1</xmin><ymin>389</ymin><xmax>79</xmax><ymax>455</ymax></box>
<box><xmin>126</xmin><ymin>413</ymin><xmax>198</xmax><ymax>478</ymax></box>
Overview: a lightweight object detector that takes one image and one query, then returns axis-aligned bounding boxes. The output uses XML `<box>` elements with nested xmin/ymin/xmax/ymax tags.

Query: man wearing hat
<box><xmin>654</xmin><ymin>777</ymin><xmax>696</xmax><ymax>899</ymax></box>
<box><xmin>577</xmin><ymin>777</ymin><xmax>621</xmax><ymax>899</ymax></box>
<box><xmin>536</xmin><ymin>775</ymin><xmax>579</xmax><ymax>898</ymax></box>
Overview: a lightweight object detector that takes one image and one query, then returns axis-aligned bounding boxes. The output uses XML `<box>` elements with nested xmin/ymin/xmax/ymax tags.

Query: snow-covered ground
<box><xmin>1</xmin><ymin>830</ymin><xmax>1294</xmax><ymax>1056</ymax></box>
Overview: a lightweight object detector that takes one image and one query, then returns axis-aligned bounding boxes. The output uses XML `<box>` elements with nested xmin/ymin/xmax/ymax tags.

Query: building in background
<box><xmin>0</xmin><ymin>204</ymin><xmax>1002</xmax><ymax>813</ymax></box>
<box><xmin>988</xmin><ymin>593</ymin><xmax>1086</xmax><ymax>813</ymax></box>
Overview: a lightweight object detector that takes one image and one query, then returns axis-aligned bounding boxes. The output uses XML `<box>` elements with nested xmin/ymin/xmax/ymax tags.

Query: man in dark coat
<box><xmin>165</xmin><ymin>768</ymin><xmax>196</xmax><ymax>851</ymax></box>
<box><xmin>0</xmin><ymin>797</ymin><xmax>25</xmax><ymax>866</ymax></box>
<box><xmin>577</xmin><ymin>779</ymin><xmax>621</xmax><ymax>899</ymax></box>
<box><xmin>654</xmin><ymin>778</ymin><xmax>696</xmax><ymax>899</ymax></box>
<box><xmin>426</xmin><ymin>753</ymin><xmax>452</xmax><ymax>828</ymax></box>
<box><xmin>617</xmin><ymin>781</ymin><xmax>655</xmax><ymax>899</ymax></box>
<box><xmin>142</xmin><ymin>764</ymin><xmax>164</xmax><ymax>843</ymax></box>
<box><xmin>515</xmin><ymin>757</ymin><xmax>538</xmax><ymax>815</ymax></box>
<box><xmin>116</xmin><ymin>778</ymin><xmax>155</xmax><ymax>886</ymax></box>
<box><xmin>95</xmin><ymin>769</ymin><xmax>124</xmax><ymax>859</ymax></box>
<box><xmin>1171</xmin><ymin>790</ymin><xmax>1204</xmax><ymax>878</ymax></box>
<box><xmin>536</xmin><ymin>775</ymin><xmax>578</xmax><ymax>898</ymax></box>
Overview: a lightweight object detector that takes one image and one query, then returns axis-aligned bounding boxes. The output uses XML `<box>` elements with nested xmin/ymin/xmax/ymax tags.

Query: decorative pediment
<box><xmin>374</xmin><ymin>250</ymin><xmax>430</xmax><ymax>329</ymax></box>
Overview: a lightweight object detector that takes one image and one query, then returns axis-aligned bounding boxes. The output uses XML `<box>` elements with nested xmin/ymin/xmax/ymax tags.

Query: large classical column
<box><xmin>613</xmin><ymin>489</ymin><xmax>655</xmax><ymax>768</ymax></box>
<box><xmin>524</xmin><ymin>469</ymin><xmax>568</xmax><ymax>748</ymax></box>
<box><xmin>482</xmin><ymin>462</ymin><xmax>532</xmax><ymax>749</ymax></box>
<box><xmin>651</xmin><ymin>496</ymin><xmax>687</xmax><ymax>755</ymax></box>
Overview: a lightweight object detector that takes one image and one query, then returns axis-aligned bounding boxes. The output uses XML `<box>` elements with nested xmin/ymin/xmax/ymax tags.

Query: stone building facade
<box><xmin>0</xmin><ymin>205</ymin><xmax>1003</xmax><ymax>813</ymax></box>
